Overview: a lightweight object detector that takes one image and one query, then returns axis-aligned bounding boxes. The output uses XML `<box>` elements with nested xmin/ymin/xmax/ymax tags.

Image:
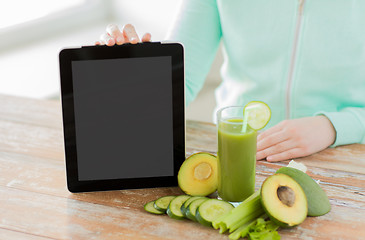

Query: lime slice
<box><xmin>243</xmin><ymin>101</ymin><xmax>271</xmax><ymax>130</ymax></box>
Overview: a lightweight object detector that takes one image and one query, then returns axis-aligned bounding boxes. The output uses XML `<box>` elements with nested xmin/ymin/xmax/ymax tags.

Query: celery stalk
<box><xmin>224</xmin><ymin>191</ymin><xmax>261</xmax><ymax>226</ymax></box>
<box><xmin>226</xmin><ymin>198</ymin><xmax>262</xmax><ymax>229</ymax></box>
<box><xmin>228</xmin><ymin>206</ymin><xmax>265</xmax><ymax>232</ymax></box>
<box><xmin>218</xmin><ymin>224</ymin><xmax>227</xmax><ymax>234</ymax></box>
<box><xmin>212</xmin><ymin>213</ymin><xmax>230</xmax><ymax>229</ymax></box>
<box><xmin>212</xmin><ymin>191</ymin><xmax>263</xmax><ymax>234</ymax></box>
<box><xmin>213</xmin><ymin>191</ymin><xmax>260</xmax><ymax>229</ymax></box>
<box><xmin>229</xmin><ymin>214</ymin><xmax>269</xmax><ymax>240</ymax></box>
<box><xmin>229</xmin><ymin>219</ymin><xmax>257</xmax><ymax>240</ymax></box>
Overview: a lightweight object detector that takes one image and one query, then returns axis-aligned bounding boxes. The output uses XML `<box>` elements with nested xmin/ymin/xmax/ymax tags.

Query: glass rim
<box><xmin>217</xmin><ymin>105</ymin><xmax>245</xmax><ymax>124</ymax></box>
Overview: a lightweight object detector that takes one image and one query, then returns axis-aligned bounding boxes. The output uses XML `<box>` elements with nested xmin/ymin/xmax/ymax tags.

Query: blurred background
<box><xmin>0</xmin><ymin>0</ymin><xmax>223</xmax><ymax>122</ymax></box>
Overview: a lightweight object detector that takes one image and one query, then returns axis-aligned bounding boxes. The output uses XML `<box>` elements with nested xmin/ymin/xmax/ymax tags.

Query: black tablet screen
<box><xmin>71</xmin><ymin>56</ymin><xmax>174</xmax><ymax>181</ymax></box>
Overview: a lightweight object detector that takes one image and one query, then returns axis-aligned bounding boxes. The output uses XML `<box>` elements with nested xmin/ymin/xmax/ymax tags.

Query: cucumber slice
<box><xmin>166</xmin><ymin>195</ymin><xmax>191</xmax><ymax>220</ymax></box>
<box><xmin>144</xmin><ymin>201</ymin><xmax>165</xmax><ymax>215</ymax></box>
<box><xmin>154</xmin><ymin>196</ymin><xmax>176</xmax><ymax>213</ymax></box>
<box><xmin>181</xmin><ymin>196</ymin><xmax>205</xmax><ymax>217</ymax></box>
<box><xmin>185</xmin><ymin>198</ymin><xmax>209</xmax><ymax>221</ymax></box>
<box><xmin>196</xmin><ymin>199</ymin><xmax>234</xmax><ymax>227</ymax></box>
<box><xmin>243</xmin><ymin>101</ymin><xmax>271</xmax><ymax>130</ymax></box>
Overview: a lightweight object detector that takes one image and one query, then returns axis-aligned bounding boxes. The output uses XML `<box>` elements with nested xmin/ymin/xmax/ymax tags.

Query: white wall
<box><xmin>0</xmin><ymin>0</ymin><xmax>111</xmax><ymax>98</ymax></box>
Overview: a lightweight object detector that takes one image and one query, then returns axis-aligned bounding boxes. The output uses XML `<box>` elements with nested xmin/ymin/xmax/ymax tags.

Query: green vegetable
<box><xmin>181</xmin><ymin>196</ymin><xmax>204</xmax><ymax>217</ymax></box>
<box><xmin>144</xmin><ymin>201</ymin><xmax>165</xmax><ymax>215</ymax></box>
<box><xmin>195</xmin><ymin>199</ymin><xmax>234</xmax><ymax>227</ymax></box>
<box><xmin>154</xmin><ymin>196</ymin><xmax>176</xmax><ymax>213</ymax></box>
<box><xmin>228</xmin><ymin>219</ymin><xmax>257</xmax><ymax>240</ymax></box>
<box><xmin>212</xmin><ymin>191</ymin><xmax>264</xmax><ymax>233</ymax></box>
<box><xmin>228</xmin><ymin>208</ymin><xmax>264</xmax><ymax>233</ymax></box>
<box><xmin>144</xmin><ymin>190</ymin><xmax>282</xmax><ymax>239</ymax></box>
<box><xmin>212</xmin><ymin>190</ymin><xmax>281</xmax><ymax>239</ymax></box>
<box><xmin>185</xmin><ymin>197</ymin><xmax>209</xmax><ymax>221</ymax></box>
<box><xmin>229</xmin><ymin>216</ymin><xmax>280</xmax><ymax>240</ymax></box>
<box><xmin>247</xmin><ymin>218</ymin><xmax>280</xmax><ymax>240</ymax></box>
<box><xmin>166</xmin><ymin>195</ymin><xmax>191</xmax><ymax>220</ymax></box>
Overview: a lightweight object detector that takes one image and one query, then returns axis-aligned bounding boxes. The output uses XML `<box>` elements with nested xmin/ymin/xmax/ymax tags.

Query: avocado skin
<box><xmin>276</xmin><ymin>167</ymin><xmax>331</xmax><ymax>217</ymax></box>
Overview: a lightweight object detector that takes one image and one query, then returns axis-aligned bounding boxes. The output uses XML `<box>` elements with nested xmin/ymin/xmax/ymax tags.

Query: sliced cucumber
<box><xmin>181</xmin><ymin>196</ymin><xmax>205</xmax><ymax>217</ymax></box>
<box><xmin>144</xmin><ymin>201</ymin><xmax>165</xmax><ymax>215</ymax></box>
<box><xmin>154</xmin><ymin>196</ymin><xmax>176</xmax><ymax>213</ymax></box>
<box><xmin>243</xmin><ymin>101</ymin><xmax>271</xmax><ymax>131</ymax></box>
<box><xmin>166</xmin><ymin>195</ymin><xmax>191</xmax><ymax>220</ymax></box>
<box><xmin>185</xmin><ymin>197</ymin><xmax>209</xmax><ymax>221</ymax></box>
<box><xmin>196</xmin><ymin>199</ymin><xmax>234</xmax><ymax>227</ymax></box>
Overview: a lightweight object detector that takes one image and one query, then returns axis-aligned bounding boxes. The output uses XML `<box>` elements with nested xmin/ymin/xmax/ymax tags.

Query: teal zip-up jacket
<box><xmin>167</xmin><ymin>0</ymin><xmax>365</xmax><ymax>147</ymax></box>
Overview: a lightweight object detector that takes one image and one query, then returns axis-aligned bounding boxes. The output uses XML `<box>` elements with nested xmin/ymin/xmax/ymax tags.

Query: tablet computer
<box><xmin>59</xmin><ymin>42</ymin><xmax>185</xmax><ymax>193</ymax></box>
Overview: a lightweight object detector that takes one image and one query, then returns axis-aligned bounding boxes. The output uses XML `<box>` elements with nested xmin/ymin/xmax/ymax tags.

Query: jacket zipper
<box><xmin>286</xmin><ymin>0</ymin><xmax>305</xmax><ymax>119</ymax></box>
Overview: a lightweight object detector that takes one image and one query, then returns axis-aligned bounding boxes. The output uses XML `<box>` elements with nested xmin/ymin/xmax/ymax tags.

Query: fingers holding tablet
<box><xmin>98</xmin><ymin>32</ymin><xmax>115</xmax><ymax>46</ymax></box>
<box><xmin>142</xmin><ymin>32</ymin><xmax>152</xmax><ymax>42</ymax></box>
<box><xmin>96</xmin><ymin>23</ymin><xmax>151</xmax><ymax>46</ymax></box>
<box><xmin>122</xmin><ymin>24</ymin><xmax>140</xmax><ymax>43</ymax></box>
<box><xmin>107</xmin><ymin>24</ymin><xmax>125</xmax><ymax>45</ymax></box>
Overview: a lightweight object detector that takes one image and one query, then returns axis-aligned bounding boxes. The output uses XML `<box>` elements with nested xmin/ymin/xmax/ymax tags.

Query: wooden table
<box><xmin>0</xmin><ymin>94</ymin><xmax>364</xmax><ymax>240</ymax></box>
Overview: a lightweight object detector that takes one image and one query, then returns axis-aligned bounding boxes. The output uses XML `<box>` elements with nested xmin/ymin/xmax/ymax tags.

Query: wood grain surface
<box><xmin>0</xmin><ymin>94</ymin><xmax>364</xmax><ymax>240</ymax></box>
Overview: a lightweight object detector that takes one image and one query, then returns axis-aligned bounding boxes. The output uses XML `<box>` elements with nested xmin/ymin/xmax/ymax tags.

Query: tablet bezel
<box><xmin>59</xmin><ymin>42</ymin><xmax>185</xmax><ymax>193</ymax></box>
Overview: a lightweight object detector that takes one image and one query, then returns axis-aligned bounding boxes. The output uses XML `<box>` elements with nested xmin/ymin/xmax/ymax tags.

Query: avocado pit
<box><xmin>277</xmin><ymin>186</ymin><xmax>295</xmax><ymax>207</ymax></box>
<box><xmin>194</xmin><ymin>162</ymin><xmax>212</xmax><ymax>180</ymax></box>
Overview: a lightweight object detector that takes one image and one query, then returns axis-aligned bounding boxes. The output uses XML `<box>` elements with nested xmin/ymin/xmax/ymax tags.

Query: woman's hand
<box><xmin>95</xmin><ymin>23</ymin><xmax>151</xmax><ymax>46</ymax></box>
<box><xmin>256</xmin><ymin>116</ymin><xmax>336</xmax><ymax>162</ymax></box>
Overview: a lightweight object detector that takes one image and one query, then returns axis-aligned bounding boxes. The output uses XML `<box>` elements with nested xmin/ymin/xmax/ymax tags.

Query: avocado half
<box><xmin>178</xmin><ymin>152</ymin><xmax>218</xmax><ymax>196</ymax></box>
<box><xmin>276</xmin><ymin>167</ymin><xmax>331</xmax><ymax>216</ymax></box>
<box><xmin>261</xmin><ymin>173</ymin><xmax>308</xmax><ymax>228</ymax></box>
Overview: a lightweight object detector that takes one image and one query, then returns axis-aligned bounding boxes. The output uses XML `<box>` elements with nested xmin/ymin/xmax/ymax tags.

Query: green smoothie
<box><xmin>217</xmin><ymin>118</ymin><xmax>257</xmax><ymax>202</ymax></box>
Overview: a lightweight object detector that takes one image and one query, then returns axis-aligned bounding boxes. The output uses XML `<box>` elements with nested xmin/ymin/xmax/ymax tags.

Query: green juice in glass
<box><xmin>217</xmin><ymin>114</ymin><xmax>257</xmax><ymax>202</ymax></box>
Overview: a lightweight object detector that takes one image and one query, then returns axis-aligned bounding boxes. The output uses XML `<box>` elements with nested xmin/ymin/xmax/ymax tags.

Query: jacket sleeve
<box><xmin>166</xmin><ymin>0</ymin><xmax>222</xmax><ymax>106</ymax></box>
<box><xmin>316</xmin><ymin>107</ymin><xmax>365</xmax><ymax>147</ymax></box>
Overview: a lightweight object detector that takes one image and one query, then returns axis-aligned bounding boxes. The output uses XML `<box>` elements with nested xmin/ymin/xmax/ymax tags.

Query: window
<box><xmin>0</xmin><ymin>0</ymin><xmax>181</xmax><ymax>99</ymax></box>
<box><xmin>0</xmin><ymin>0</ymin><xmax>86</xmax><ymax>29</ymax></box>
